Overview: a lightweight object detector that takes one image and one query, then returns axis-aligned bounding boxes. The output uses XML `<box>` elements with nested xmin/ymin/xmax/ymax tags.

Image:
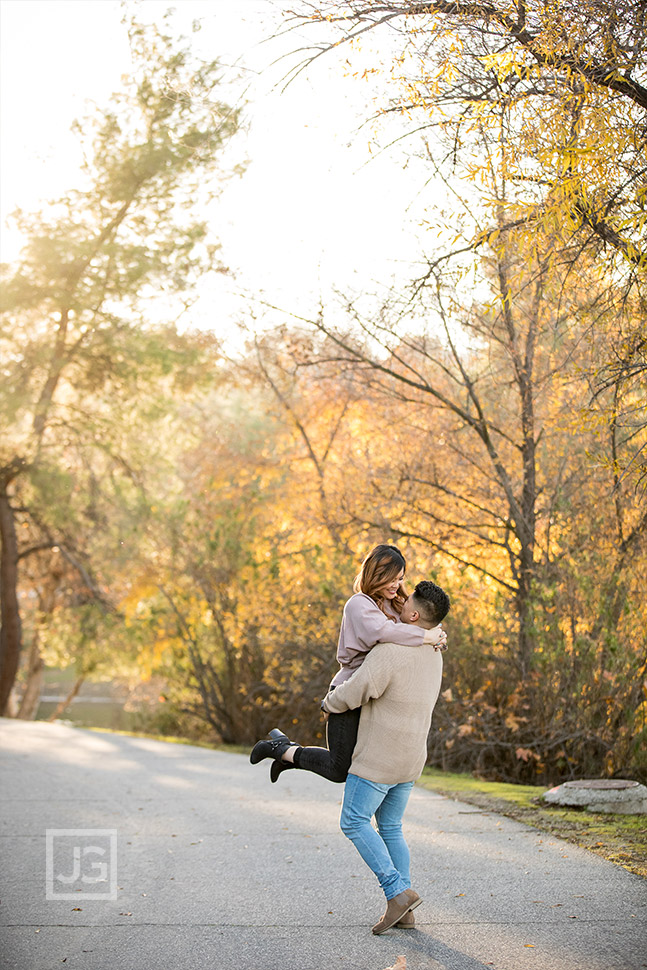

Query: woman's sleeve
<box><xmin>347</xmin><ymin>595</ymin><xmax>425</xmax><ymax>648</ymax></box>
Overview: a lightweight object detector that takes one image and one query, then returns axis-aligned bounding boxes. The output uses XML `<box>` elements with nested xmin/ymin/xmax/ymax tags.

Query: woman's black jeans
<box><xmin>295</xmin><ymin>705</ymin><xmax>361</xmax><ymax>783</ymax></box>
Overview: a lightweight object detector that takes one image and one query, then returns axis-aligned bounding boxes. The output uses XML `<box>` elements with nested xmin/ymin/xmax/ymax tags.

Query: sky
<box><xmin>0</xmin><ymin>0</ymin><xmax>442</xmax><ymax>337</ymax></box>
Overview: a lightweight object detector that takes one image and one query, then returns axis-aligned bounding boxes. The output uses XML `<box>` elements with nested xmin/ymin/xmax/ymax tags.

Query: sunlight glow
<box><xmin>0</xmin><ymin>0</ymin><xmax>442</xmax><ymax>335</ymax></box>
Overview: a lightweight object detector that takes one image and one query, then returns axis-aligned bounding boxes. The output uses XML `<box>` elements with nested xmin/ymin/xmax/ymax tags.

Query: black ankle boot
<box><xmin>249</xmin><ymin>728</ymin><xmax>293</xmax><ymax>765</ymax></box>
<box><xmin>270</xmin><ymin>759</ymin><xmax>295</xmax><ymax>783</ymax></box>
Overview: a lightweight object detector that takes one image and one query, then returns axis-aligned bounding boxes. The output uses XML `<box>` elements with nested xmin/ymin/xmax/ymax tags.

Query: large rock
<box><xmin>543</xmin><ymin>779</ymin><xmax>647</xmax><ymax>814</ymax></box>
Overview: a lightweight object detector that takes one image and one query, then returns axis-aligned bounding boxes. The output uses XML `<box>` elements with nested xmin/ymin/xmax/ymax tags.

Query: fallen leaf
<box><xmin>384</xmin><ymin>957</ymin><xmax>406</xmax><ymax>970</ymax></box>
<box><xmin>71</xmin><ymin>908</ymin><xmax>82</xmax><ymax>912</ymax></box>
<box><xmin>524</xmin><ymin>944</ymin><xmax>535</xmax><ymax>948</ymax></box>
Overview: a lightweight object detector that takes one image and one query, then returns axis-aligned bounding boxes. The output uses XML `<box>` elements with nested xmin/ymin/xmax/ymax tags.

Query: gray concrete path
<box><xmin>0</xmin><ymin>718</ymin><xmax>645</xmax><ymax>970</ymax></box>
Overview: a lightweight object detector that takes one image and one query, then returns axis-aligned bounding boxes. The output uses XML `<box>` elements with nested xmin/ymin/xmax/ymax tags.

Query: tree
<box><xmin>245</xmin><ymin>329</ymin><xmax>358</xmax><ymax>555</ymax></box>
<box><xmin>0</xmin><ymin>15</ymin><xmax>241</xmax><ymax>713</ymax></box>
<box><xmin>286</xmin><ymin>1</ymin><xmax>647</xmax><ymax>269</ymax></box>
<box><xmin>247</xmin><ymin>112</ymin><xmax>646</xmax><ymax>773</ymax></box>
<box><xmin>120</xmin><ymin>385</ymin><xmax>353</xmax><ymax>744</ymax></box>
<box><xmin>262</xmin><ymin>0</ymin><xmax>647</xmax><ymax>781</ymax></box>
<box><xmin>254</xmin><ymin>242</ymin><xmax>646</xmax><ymax>779</ymax></box>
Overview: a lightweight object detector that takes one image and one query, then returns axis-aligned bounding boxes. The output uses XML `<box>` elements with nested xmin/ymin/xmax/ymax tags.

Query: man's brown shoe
<box><xmin>395</xmin><ymin>909</ymin><xmax>415</xmax><ymax>928</ymax></box>
<box><xmin>372</xmin><ymin>889</ymin><xmax>421</xmax><ymax>935</ymax></box>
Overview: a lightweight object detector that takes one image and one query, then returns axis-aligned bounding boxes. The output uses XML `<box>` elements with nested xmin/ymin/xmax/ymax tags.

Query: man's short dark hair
<box><xmin>412</xmin><ymin>580</ymin><xmax>450</xmax><ymax>626</ymax></box>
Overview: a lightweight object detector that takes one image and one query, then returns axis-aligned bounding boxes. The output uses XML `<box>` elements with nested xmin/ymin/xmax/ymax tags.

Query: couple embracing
<box><xmin>250</xmin><ymin>544</ymin><xmax>450</xmax><ymax>936</ymax></box>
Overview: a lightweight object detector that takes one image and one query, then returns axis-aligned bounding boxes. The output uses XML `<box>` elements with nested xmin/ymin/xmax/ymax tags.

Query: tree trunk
<box><xmin>47</xmin><ymin>675</ymin><xmax>85</xmax><ymax>722</ymax></box>
<box><xmin>515</xmin><ymin>568</ymin><xmax>534</xmax><ymax>680</ymax></box>
<box><xmin>0</xmin><ymin>478</ymin><xmax>23</xmax><ymax>715</ymax></box>
<box><xmin>17</xmin><ymin>630</ymin><xmax>44</xmax><ymax>720</ymax></box>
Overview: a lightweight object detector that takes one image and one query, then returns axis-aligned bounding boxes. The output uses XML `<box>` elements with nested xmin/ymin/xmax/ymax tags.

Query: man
<box><xmin>321</xmin><ymin>580</ymin><xmax>450</xmax><ymax>935</ymax></box>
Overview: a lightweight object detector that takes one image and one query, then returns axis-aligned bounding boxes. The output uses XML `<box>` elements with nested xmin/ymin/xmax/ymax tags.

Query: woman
<box><xmin>250</xmin><ymin>544</ymin><xmax>447</xmax><ymax>783</ymax></box>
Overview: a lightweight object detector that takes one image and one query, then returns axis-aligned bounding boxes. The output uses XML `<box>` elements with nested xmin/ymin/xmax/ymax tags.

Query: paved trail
<box><xmin>0</xmin><ymin>719</ymin><xmax>645</xmax><ymax>970</ymax></box>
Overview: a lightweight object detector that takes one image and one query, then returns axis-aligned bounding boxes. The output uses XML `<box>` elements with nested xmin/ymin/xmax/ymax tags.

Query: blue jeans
<box><xmin>340</xmin><ymin>773</ymin><xmax>414</xmax><ymax>900</ymax></box>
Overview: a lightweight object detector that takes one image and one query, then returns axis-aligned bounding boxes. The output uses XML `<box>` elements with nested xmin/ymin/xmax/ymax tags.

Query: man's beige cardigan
<box><xmin>322</xmin><ymin>640</ymin><xmax>443</xmax><ymax>785</ymax></box>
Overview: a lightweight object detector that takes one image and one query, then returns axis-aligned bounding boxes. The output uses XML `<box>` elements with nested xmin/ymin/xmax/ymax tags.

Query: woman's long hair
<box><xmin>353</xmin><ymin>544</ymin><xmax>408</xmax><ymax>616</ymax></box>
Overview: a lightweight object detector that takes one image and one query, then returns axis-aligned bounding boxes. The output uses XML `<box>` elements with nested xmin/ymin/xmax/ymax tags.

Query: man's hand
<box><xmin>424</xmin><ymin>624</ymin><xmax>448</xmax><ymax>652</ymax></box>
<box><xmin>322</xmin><ymin>710</ymin><xmax>330</xmax><ymax>723</ymax></box>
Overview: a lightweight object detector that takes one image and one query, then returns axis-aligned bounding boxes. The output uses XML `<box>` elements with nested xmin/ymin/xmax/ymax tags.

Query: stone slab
<box><xmin>544</xmin><ymin>779</ymin><xmax>647</xmax><ymax>814</ymax></box>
